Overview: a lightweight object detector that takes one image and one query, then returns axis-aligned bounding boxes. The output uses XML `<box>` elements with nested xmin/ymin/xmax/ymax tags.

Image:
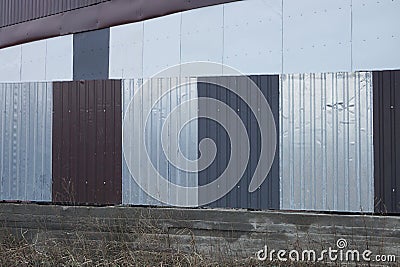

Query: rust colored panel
<box><xmin>0</xmin><ymin>0</ymin><xmax>240</xmax><ymax>49</ymax></box>
<box><xmin>373</xmin><ymin>70</ymin><xmax>400</xmax><ymax>214</ymax></box>
<box><xmin>52</xmin><ymin>80</ymin><xmax>122</xmax><ymax>205</ymax></box>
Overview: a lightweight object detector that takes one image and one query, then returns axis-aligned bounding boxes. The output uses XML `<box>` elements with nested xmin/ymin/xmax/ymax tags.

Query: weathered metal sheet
<box><xmin>373</xmin><ymin>70</ymin><xmax>400</xmax><ymax>213</ymax></box>
<box><xmin>0</xmin><ymin>82</ymin><xmax>52</xmax><ymax>201</ymax></box>
<box><xmin>197</xmin><ymin>75</ymin><xmax>280</xmax><ymax>210</ymax></box>
<box><xmin>52</xmin><ymin>80</ymin><xmax>122</xmax><ymax>205</ymax></box>
<box><xmin>280</xmin><ymin>72</ymin><xmax>374</xmax><ymax>212</ymax></box>
<box><xmin>73</xmin><ymin>28</ymin><xmax>110</xmax><ymax>80</ymax></box>
<box><xmin>0</xmin><ymin>0</ymin><xmax>110</xmax><ymax>28</ymax></box>
<box><xmin>122</xmin><ymin>78</ymin><xmax>198</xmax><ymax>206</ymax></box>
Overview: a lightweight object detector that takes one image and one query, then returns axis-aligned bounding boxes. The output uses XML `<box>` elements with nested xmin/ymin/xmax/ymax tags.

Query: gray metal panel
<box><xmin>0</xmin><ymin>0</ymin><xmax>110</xmax><ymax>28</ymax></box>
<box><xmin>280</xmin><ymin>72</ymin><xmax>374</xmax><ymax>212</ymax></box>
<box><xmin>197</xmin><ymin>75</ymin><xmax>280</xmax><ymax>210</ymax></box>
<box><xmin>122</xmin><ymin>78</ymin><xmax>198</xmax><ymax>205</ymax></box>
<box><xmin>73</xmin><ymin>28</ymin><xmax>110</xmax><ymax>80</ymax></box>
<box><xmin>0</xmin><ymin>45</ymin><xmax>21</xmax><ymax>82</ymax></box>
<box><xmin>0</xmin><ymin>82</ymin><xmax>52</xmax><ymax>201</ymax></box>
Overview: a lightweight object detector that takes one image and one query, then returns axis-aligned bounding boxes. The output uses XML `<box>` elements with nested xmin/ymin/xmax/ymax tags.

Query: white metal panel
<box><xmin>181</xmin><ymin>5</ymin><xmax>223</xmax><ymax>76</ymax></box>
<box><xmin>223</xmin><ymin>0</ymin><xmax>282</xmax><ymax>75</ymax></box>
<box><xmin>283</xmin><ymin>0</ymin><xmax>352</xmax><ymax>74</ymax></box>
<box><xmin>45</xmin><ymin>35</ymin><xmax>73</xmax><ymax>81</ymax></box>
<box><xmin>352</xmin><ymin>0</ymin><xmax>400</xmax><ymax>71</ymax></box>
<box><xmin>109</xmin><ymin>22</ymin><xmax>144</xmax><ymax>79</ymax></box>
<box><xmin>0</xmin><ymin>45</ymin><xmax>21</xmax><ymax>82</ymax></box>
<box><xmin>280</xmin><ymin>72</ymin><xmax>374</xmax><ymax>212</ymax></box>
<box><xmin>143</xmin><ymin>13</ymin><xmax>181</xmax><ymax>78</ymax></box>
<box><xmin>21</xmin><ymin>40</ymin><xmax>46</xmax><ymax>81</ymax></box>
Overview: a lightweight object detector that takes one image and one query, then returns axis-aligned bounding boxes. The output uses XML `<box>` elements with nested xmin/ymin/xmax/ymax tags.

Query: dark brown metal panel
<box><xmin>0</xmin><ymin>0</ymin><xmax>110</xmax><ymax>28</ymax></box>
<box><xmin>0</xmin><ymin>0</ymin><xmax>241</xmax><ymax>49</ymax></box>
<box><xmin>52</xmin><ymin>80</ymin><xmax>122</xmax><ymax>205</ymax></box>
<box><xmin>373</xmin><ymin>70</ymin><xmax>400</xmax><ymax>214</ymax></box>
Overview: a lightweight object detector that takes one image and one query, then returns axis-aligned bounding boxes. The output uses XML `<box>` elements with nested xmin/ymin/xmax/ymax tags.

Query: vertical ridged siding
<box><xmin>0</xmin><ymin>83</ymin><xmax>52</xmax><ymax>201</ymax></box>
<box><xmin>52</xmin><ymin>80</ymin><xmax>122</xmax><ymax>205</ymax></box>
<box><xmin>373</xmin><ymin>70</ymin><xmax>400</xmax><ymax>213</ymax></box>
<box><xmin>122</xmin><ymin>78</ymin><xmax>198</xmax><ymax>205</ymax></box>
<box><xmin>0</xmin><ymin>0</ymin><xmax>110</xmax><ymax>28</ymax></box>
<box><xmin>197</xmin><ymin>75</ymin><xmax>280</xmax><ymax>210</ymax></box>
<box><xmin>280</xmin><ymin>72</ymin><xmax>374</xmax><ymax>212</ymax></box>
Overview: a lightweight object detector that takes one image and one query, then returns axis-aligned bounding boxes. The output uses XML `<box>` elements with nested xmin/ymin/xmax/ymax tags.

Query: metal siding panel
<box><xmin>197</xmin><ymin>75</ymin><xmax>280</xmax><ymax>210</ymax></box>
<box><xmin>52</xmin><ymin>80</ymin><xmax>122</xmax><ymax>205</ymax></box>
<box><xmin>143</xmin><ymin>14</ymin><xmax>181</xmax><ymax>78</ymax></box>
<box><xmin>0</xmin><ymin>45</ymin><xmax>21</xmax><ymax>82</ymax></box>
<box><xmin>373</xmin><ymin>70</ymin><xmax>400</xmax><ymax>213</ymax></box>
<box><xmin>0</xmin><ymin>82</ymin><xmax>52</xmax><ymax>202</ymax></box>
<box><xmin>280</xmin><ymin>72</ymin><xmax>374</xmax><ymax>212</ymax></box>
<box><xmin>352</xmin><ymin>0</ymin><xmax>400</xmax><ymax>71</ymax></box>
<box><xmin>109</xmin><ymin>22</ymin><xmax>144</xmax><ymax>79</ymax></box>
<box><xmin>73</xmin><ymin>28</ymin><xmax>110</xmax><ymax>80</ymax></box>
<box><xmin>223</xmin><ymin>0</ymin><xmax>282</xmax><ymax>75</ymax></box>
<box><xmin>283</xmin><ymin>0</ymin><xmax>352</xmax><ymax>74</ymax></box>
<box><xmin>181</xmin><ymin>5</ymin><xmax>223</xmax><ymax>73</ymax></box>
<box><xmin>21</xmin><ymin>39</ymin><xmax>46</xmax><ymax>81</ymax></box>
<box><xmin>45</xmin><ymin>35</ymin><xmax>73</xmax><ymax>81</ymax></box>
<box><xmin>122</xmin><ymin>78</ymin><xmax>198</xmax><ymax>206</ymax></box>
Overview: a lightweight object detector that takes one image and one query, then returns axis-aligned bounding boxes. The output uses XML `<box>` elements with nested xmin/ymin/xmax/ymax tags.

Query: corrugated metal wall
<box><xmin>122</xmin><ymin>78</ymin><xmax>198</xmax><ymax>206</ymax></box>
<box><xmin>0</xmin><ymin>0</ymin><xmax>109</xmax><ymax>28</ymax></box>
<box><xmin>373</xmin><ymin>70</ymin><xmax>400</xmax><ymax>213</ymax></box>
<box><xmin>197</xmin><ymin>75</ymin><xmax>280</xmax><ymax>210</ymax></box>
<box><xmin>52</xmin><ymin>80</ymin><xmax>122</xmax><ymax>205</ymax></box>
<box><xmin>280</xmin><ymin>72</ymin><xmax>374</xmax><ymax>212</ymax></box>
<box><xmin>0</xmin><ymin>83</ymin><xmax>52</xmax><ymax>201</ymax></box>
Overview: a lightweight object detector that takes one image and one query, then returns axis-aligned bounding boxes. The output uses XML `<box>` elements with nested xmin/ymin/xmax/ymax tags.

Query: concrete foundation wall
<box><xmin>0</xmin><ymin>203</ymin><xmax>398</xmax><ymax>264</ymax></box>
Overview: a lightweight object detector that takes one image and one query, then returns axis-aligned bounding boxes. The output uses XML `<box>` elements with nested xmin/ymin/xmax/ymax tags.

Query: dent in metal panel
<box><xmin>21</xmin><ymin>39</ymin><xmax>46</xmax><ymax>81</ymax></box>
<box><xmin>45</xmin><ymin>35</ymin><xmax>73</xmax><ymax>81</ymax></box>
<box><xmin>280</xmin><ymin>72</ymin><xmax>374</xmax><ymax>212</ymax></box>
<box><xmin>73</xmin><ymin>28</ymin><xmax>110</xmax><ymax>80</ymax></box>
<box><xmin>0</xmin><ymin>82</ymin><xmax>52</xmax><ymax>201</ymax></box>
<box><xmin>181</xmin><ymin>5</ymin><xmax>223</xmax><ymax>74</ymax></box>
<box><xmin>122</xmin><ymin>78</ymin><xmax>198</xmax><ymax>206</ymax></box>
<box><xmin>143</xmin><ymin>13</ymin><xmax>181</xmax><ymax>78</ymax></box>
<box><xmin>109</xmin><ymin>22</ymin><xmax>144</xmax><ymax>79</ymax></box>
<box><xmin>352</xmin><ymin>0</ymin><xmax>400</xmax><ymax>71</ymax></box>
<box><xmin>283</xmin><ymin>0</ymin><xmax>352</xmax><ymax>74</ymax></box>
<box><xmin>223</xmin><ymin>0</ymin><xmax>282</xmax><ymax>75</ymax></box>
<box><xmin>0</xmin><ymin>45</ymin><xmax>21</xmax><ymax>82</ymax></box>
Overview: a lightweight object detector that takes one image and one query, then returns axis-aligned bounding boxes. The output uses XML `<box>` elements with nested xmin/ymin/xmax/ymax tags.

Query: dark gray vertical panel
<box><xmin>373</xmin><ymin>70</ymin><xmax>400</xmax><ymax>214</ymax></box>
<box><xmin>73</xmin><ymin>28</ymin><xmax>109</xmax><ymax>80</ymax></box>
<box><xmin>198</xmin><ymin>75</ymin><xmax>280</xmax><ymax>210</ymax></box>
